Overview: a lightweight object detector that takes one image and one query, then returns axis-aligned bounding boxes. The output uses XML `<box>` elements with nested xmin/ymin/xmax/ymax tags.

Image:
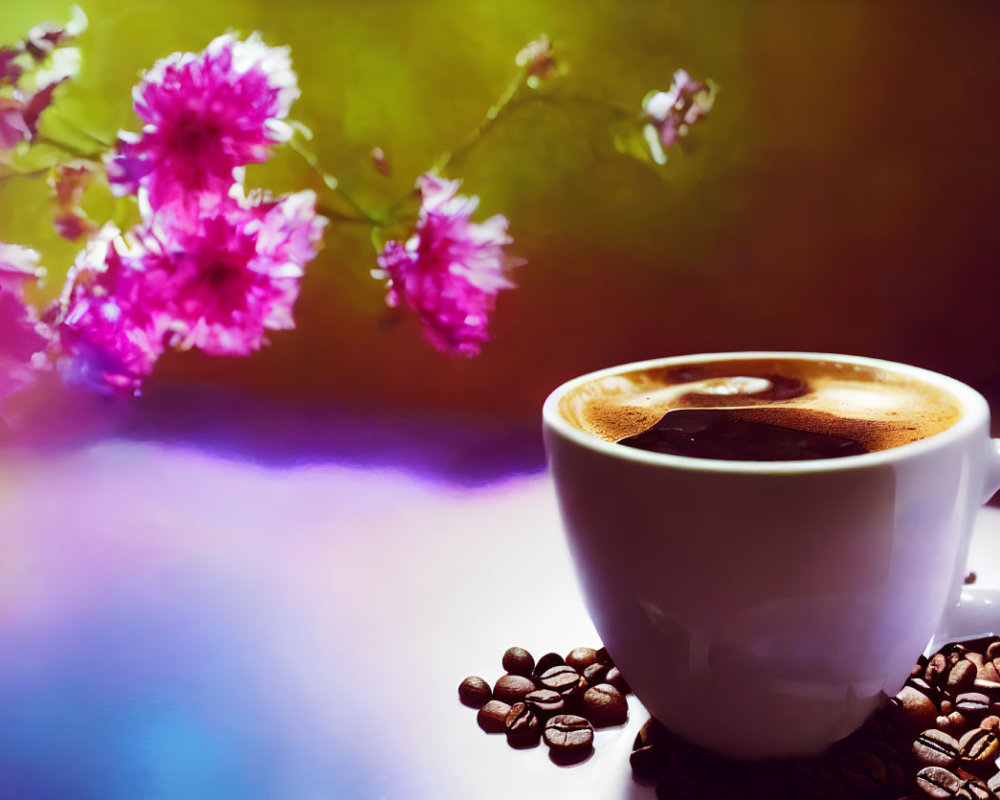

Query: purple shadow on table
<box><xmin>5</xmin><ymin>382</ymin><xmax>546</xmax><ymax>485</ymax></box>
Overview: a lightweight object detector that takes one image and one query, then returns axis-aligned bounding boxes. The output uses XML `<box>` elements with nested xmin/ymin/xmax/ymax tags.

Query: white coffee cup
<box><xmin>542</xmin><ymin>352</ymin><xmax>1000</xmax><ymax>759</ymax></box>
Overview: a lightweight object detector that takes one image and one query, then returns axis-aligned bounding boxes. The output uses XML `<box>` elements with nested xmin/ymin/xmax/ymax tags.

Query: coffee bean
<box><xmin>501</xmin><ymin>646</ymin><xmax>535</xmax><ymax>677</ymax></box>
<box><xmin>913</xmin><ymin>729</ymin><xmax>960</xmax><ymax>768</ymax></box>
<box><xmin>543</xmin><ymin>714</ymin><xmax>593</xmax><ymax>761</ymax></box>
<box><xmin>987</xmin><ymin>642</ymin><xmax>1000</xmax><ymax>661</ymax></box>
<box><xmin>595</xmin><ymin>646</ymin><xmax>614</xmax><ymax>666</ymax></box>
<box><xmin>915</xmin><ymin>766</ymin><xmax>963</xmax><ymax>798</ymax></box>
<box><xmin>582</xmin><ymin>683</ymin><xmax>628</xmax><ymax>727</ymax></box>
<box><xmin>979</xmin><ymin>715</ymin><xmax>1000</xmax><ymax>732</ymax></box>
<box><xmin>838</xmin><ymin>748</ymin><xmax>888</xmax><ymax>793</ymax></box>
<box><xmin>492</xmin><ymin>674</ymin><xmax>536</xmax><ymax>705</ymax></box>
<box><xmin>458</xmin><ymin>675</ymin><xmax>492</xmax><ymax>708</ymax></box>
<box><xmin>532</xmin><ymin>652</ymin><xmax>564</xmax><ymax>678</ymax></box>
<box><xmin>968</xmin><ymin>652</ymin><xmax>987</xmax><ymax>669</ymax></box>
<box><xmin>477</xmin><ymin>699</ymin><xmax>512</xmax><ymax>733</ymax></box>
<box><xmin>524</xmin><ymin>688</ymin><xmax>564</xmax><ymax>719</ymax></box>
<box><xmin>978</xmin><ymin>663</ymin><xmax>1000</xmax><ymax>684</ymax></box>
<box><xmin>937</xmin><ymin>711</ymin><xmax>970</xmax><ymax>737</ymax></box>
<box><xmin>958</xmin><ymin>728</ymin><xmax>1000</xmax><ymax>777</ymax></box>
<box><xmin>943</xmin><ymin>700</ymin><xmax>955</xmax><ymax>714</ymax></box>
<box><xmin>565</xmin><ymin>647</ymin><xmax>599</xmax><ymax>671</ymax></box>
<box><xmin>634</xmin><ymin>717</ymin><xmax>671</xmax><ymax>751</ymax></box>
<box><xmin>630</xmin><ymin>744</ymin><xmax>669</xmax><ymax>783</ymax></box>
<box><xmin>949</xmin><ymin>647</ymin><xmax>970</xmax><ymax>667</ymax></box>
<box><xmin>956</xmin><ymin>693</ymin><xmax>992</xmax><ymax>717</ymax></box>
<box><xmin>538</xmin><ymin>665</ymin><xmax>585</xmax><ymax>702</ymax></box>
<box><xmin>950</xmin><ymin>661</ymin><xmax>979</xmax><ymax>693</ymax></box>
<box><xmin>504</xmin><ymin>702</ymin><xmax>540</xmax><ymax>747</ymax></box>
<box><xmin>959</xmin><ymin>779</ymin><xmax>999</xmax><ymax>800</ymax></box>
<box><xmin>928</xmin><ymin>654</ymin><xmax>951</xmax><ymax>686</ymax></box>
<box><xmin>583</xmin><ymin>662</ymin><xmax>610</xmax><ymax>686</ymax></box>
<box><xmin>895</xmin><ymin>685</ymin><xmax>941</xmax><ymax>734</ymax></box>
<box><xmin>606</xmin><ymin>666</ymin><xmax>630</xmax><ymax>694</ymax></box>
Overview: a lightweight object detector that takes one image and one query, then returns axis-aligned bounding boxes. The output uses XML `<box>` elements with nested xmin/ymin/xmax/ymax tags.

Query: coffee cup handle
<box><xmin>929</xmin><ymin>439</ymin><xmax>1000</xmax><ymax>650</ymax></box>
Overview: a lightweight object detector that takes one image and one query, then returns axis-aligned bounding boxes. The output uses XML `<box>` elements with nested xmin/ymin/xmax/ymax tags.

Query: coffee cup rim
<box><xmin>541</xmin><ymin>351</ymin><xmax>989</xmax><ymax>474</ymax></box>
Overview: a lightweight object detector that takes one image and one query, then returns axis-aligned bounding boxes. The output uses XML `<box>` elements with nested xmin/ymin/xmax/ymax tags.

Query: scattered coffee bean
<box><xmin>461</xmin><ymin>642</ymin><xmax>632</xmax><ymax>762</ymax></box>
<box><xmin>913</xmin><ymin>729</ymin><xmax>960</xmax><ymax>768</ymax></box>
<box><xmin>956</xmin><ymin>693</ymin><xmax>992</xmax><ymax>717</ymax></box>
<box><xmin>960</xmin><ymin>779</ymin><xmax>999</xmax><ymax>800</ymax></box>
<box><xmin>524</xmin><ymin>688</ymin><xmax>564</xmax><ymax>719</ymax></box>
<box><xmin>565</xmin><ymin>647</ymin><xmax>598</xmax><ymax>672</ymax></box>
<box><xmin>504</xmin><ymin>702</ymin><xmax>540</xmax><ymax>748</ymax></box>
<box><xmin>532</xmin><ymin>652</ymin><xmax>564</xmax><ymax>678</ymax></box>
<box><xmin>538</xmin><ymin>664</ymin><xmax>585</xmax><ymax>703</ymax></box>
<box><xmin>543</xmin><ymin>714</ymin><xmax>593</xmax><ymax>755</ymax></box>
<box><xmin>966</xmin><ymin>572</ymin><xmax>979</xmax><ymax>585</ymax></box>
<box><xmin>582</xmin><ymin>662</ymin><xmax>610</xmax><ymax>686</ymax></box>
<box><xmin>949</xmin><ymin>661</ymin><xmax>979</xmax><ymax>693</ymax></box>
<box><xmin>501</xmin><ymin>647</ymin><xmax>535</xmax><ymax>677</ymax></box>
<box><xmin>458</xmin><ymin>675</ymin><xmax>492</xmax><ymax>709</ymax></box>
<box><xmin>927</xmin><ymin>653</ymin><xmax>950</xmax><ymax>686</ymax></box>
<box><xmin>958</xmin><ymin>728</ymin><xmax>1000</xmax><ymax>777</ymax></box>
<box><xmin>493</xmin><ymin>674</ymin><xmax>536</xmax><ymax>705</ymax></box>
<box><xmin>595</xmin><ymin>646</ymin><xmax>614</xmax><ymax>666</ymax></box>
<box><xmin>895</xmin><ymin>685</ymin><xmax>940</xmax><ymax>734</ymax></box>
<box><xmin>626</xmin><ymin>634</ymin><xmax>1000</xmax><ymax>800</ymax></box>
<box><xmin>606</xmin><ymin>666</ymin><xmax>630</xmax><ymax>694</ymax></box>
<box><xmin>915</xmin><ymin>766</ymin><xmax>963</xmax><ymax>798</ymax></box>
<box><xmin>630</xmin><ymin>745</ymin><xmax>669</xmax><ymax>783</ymax></box>
<box><xmin>477</xmin><ymin>699</ymin><xmax>512</xmax><ymax>733</ymax></box>
<box><xmin>582</xmin><ymin>683</ymin><xmax>628</xmax><ymax>727</ymax></box>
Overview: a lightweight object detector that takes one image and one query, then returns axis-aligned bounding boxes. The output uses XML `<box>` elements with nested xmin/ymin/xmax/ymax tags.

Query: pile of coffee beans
<box><xmin>629</xmin><ymin>635</ymin><xmax>1000</xmax><ymax>799</ymax></box>
<box><xmin>458</xmin><ymin>645</ymin><xmax>630</xmax><ymax>764</ymax></box>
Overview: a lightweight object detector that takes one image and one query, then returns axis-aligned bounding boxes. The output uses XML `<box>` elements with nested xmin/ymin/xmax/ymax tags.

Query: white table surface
<box><xmin>1</xmin><ymin>436</ymin><xmax>998</xmax><ymax>800</ymax></box>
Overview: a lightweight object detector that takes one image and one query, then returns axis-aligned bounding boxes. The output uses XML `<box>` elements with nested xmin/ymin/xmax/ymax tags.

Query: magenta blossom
<box><xmin>375</xmin><ymin>174</ymin><xmax>520</xmax><ymax>357</ymax></box>
<box><xmin>106</xmin><ymin>33</ymin><xmax>299</xmax><ymax>212</ymax></box>
<box><xmin>122</xmin><ymin>189</ymin><xmax>326</xmax><ymax>358</ymax></box>
<box><xmin>55</xmin><ymin>225</ymin><xmax>166</xmax><ymax>395</ymax></box>
<box><xmin>0</xmin><ymin>243</ymin><xmax>50</xmax><ymax>403</ymax></box>
<box><xmin>643</xmin><ymin>69</ymin><xmax>714</xmax><ymax>156</ymax></box>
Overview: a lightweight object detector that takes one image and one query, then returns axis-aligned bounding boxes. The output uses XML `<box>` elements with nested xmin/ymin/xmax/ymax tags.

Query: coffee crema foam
<box><xmin>560</xmin><ymin>358</ymin><xmax>963</xmax><ymax>455</ymax></box>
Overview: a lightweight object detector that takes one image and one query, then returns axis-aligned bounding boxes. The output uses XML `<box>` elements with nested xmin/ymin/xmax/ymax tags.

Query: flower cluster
<box><xmin>54</xmin><ymin>34</ymin><xmax>325</xmax><ymax>393</ymax></box>
<box><xmin>642</xmin><ymin>69</ymin><xmax>715</xmax><ymax>164</ymax></box>
<box><xmin>0</xmin><ymin>15</ymin><xmax>715</xmax><ymax>414</ymax></box>
<box><xmin>375</xmin><ymin>175</ymin><xmax>519</xmax><ymax>357</ymax></box>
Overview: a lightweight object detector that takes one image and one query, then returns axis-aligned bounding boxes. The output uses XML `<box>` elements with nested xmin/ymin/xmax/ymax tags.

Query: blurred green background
<box><xmin>3</xmin><ymin>0</ymin><xmax>1000</xmax><ymax>424</ymax></box>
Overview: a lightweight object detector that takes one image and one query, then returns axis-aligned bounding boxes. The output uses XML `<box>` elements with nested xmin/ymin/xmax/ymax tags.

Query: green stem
<box><xmin>287</xmin><ymin>137</ymin><xmax>384</xmax><ymax>226</ymax></box>
<box><xmin>34</xmin><ymin>134</ymin><xmax>103</xmax><ymax>160</ymax></box>
<box><xmin>435</xmin><ymin>67</ymin><xmax>528</xmax><ymax>173</ymax></box>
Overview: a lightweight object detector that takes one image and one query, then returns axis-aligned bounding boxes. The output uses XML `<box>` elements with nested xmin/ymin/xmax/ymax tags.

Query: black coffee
<box><xmin>618</xmin><ymin>408</ymin><xmax>870</xmax><ymax>461</ymax></box>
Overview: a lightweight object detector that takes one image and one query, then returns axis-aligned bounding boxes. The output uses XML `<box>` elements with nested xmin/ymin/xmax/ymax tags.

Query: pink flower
<box><xmin>126</xmin><ymin>189</ymin><xmax>325</xmax><ymax>358</ymax></box>
<box><xmin>55</xmin><ymin>225</ymin><xmax>165</xmax><ymax>395</ymax></box>
<box><xmin>0</xmin><ymin>243</ymin><xmax>49</xmax><ymax>402</ymax></box>
<box><xmin>375</xmin><ymin>174</ymin><xmax>520</xmax><ymax>357</ymax></box>
<box><xmin>643</xmin><ymin>69</ymin><xmax>714</xmax><ymax>153</ymax></box>
<box><xmin>106</xmin><ymin>33</ymin><xmax>299</xmax><ymax>212</ymax></box>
